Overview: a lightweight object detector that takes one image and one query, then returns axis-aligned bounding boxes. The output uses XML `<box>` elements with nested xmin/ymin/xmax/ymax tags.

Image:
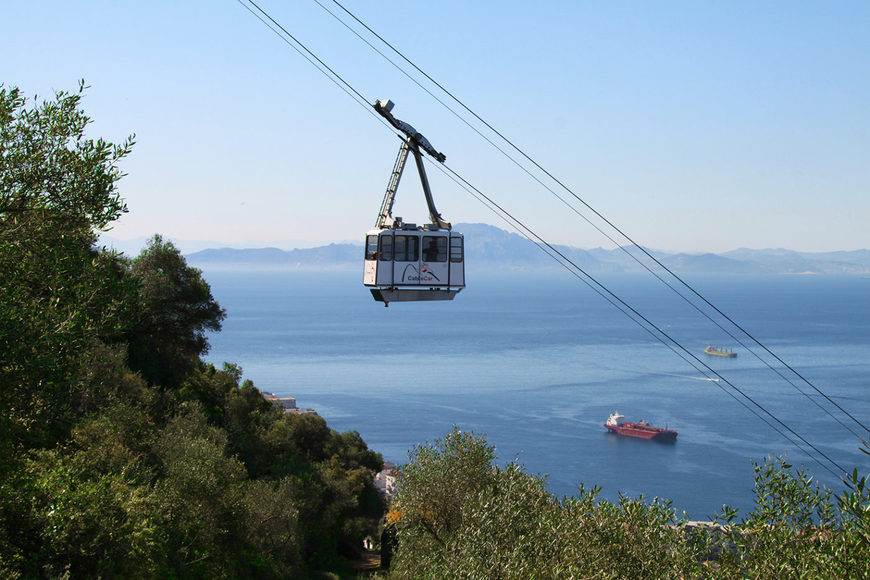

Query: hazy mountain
<box><xmin>459</xmin><ymin>223</ymin><xmax>611</xmax><ymax>272</ymax></box>
<box><xmin>98</xmin><ymin>235</ymin><xmax>344</xmax><ymax>256</ymax></box>
<box><xmin>721</xmin><ymin>248</ymin><xmax>870</xmax><ymax>274</ymax></box>
<box><xmin>186</xmin><ymin>243</ymin><xmax>359</xmax><ymax>269</ymax></box>
<box><xmin>584</xmin><ymin>247</ymin><xmax>763</xmax><ymax>274</ymax></box>
<box><xmin>183</xmin><ymin>223</ymin><xmax>870</xmax><ymax>274</ymax></box>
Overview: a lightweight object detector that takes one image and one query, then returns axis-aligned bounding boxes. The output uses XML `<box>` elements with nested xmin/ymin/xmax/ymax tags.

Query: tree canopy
<box><xmin>388</xmin><ymin>426</ymin><xmax>870</xmax><ymax>579</ymax></box>
<box><xmin>0</xmin><ymin>81</ymin><xmax>132</xmax><ymax>229</ymax></box>
<box><xmin>0</xmin><ymin>84</ymin><xmax>385</xmax><ymax>578</ymax></box>
<box><xmin>126</xmin><ymin>234</ymin><xmax>227</xmax><ymax>388</ymax></box>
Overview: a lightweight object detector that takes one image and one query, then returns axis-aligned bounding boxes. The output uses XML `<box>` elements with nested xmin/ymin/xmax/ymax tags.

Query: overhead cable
<box><xmin>235</xmin><ymin>0</ymin><xmax>850</xmax><ymax>476</ymax></box>
<box><xmin>322</xmin><ymin>0</ymin><xmax>869</xmax><ymax>439</ymax></box>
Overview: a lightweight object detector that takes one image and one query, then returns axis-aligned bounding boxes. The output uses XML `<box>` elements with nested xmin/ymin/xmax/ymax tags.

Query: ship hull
<box><xmin>705</xmin><ymin>346</ymin><xmax>736</xmax><ymax>358</ymax></box>
<box><xmin>605</xmin><ymin>423</ymin><xmax>677</xmax><ymax>441</ymax></box>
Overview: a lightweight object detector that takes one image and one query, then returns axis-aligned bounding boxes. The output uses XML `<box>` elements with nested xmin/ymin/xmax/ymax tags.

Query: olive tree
<box><xmin>0</xmin><ymin>81</ymin><xmax>132</xmax><ymax>230</ymax></box>
<box><xmin>0</xmin><ymin>83</ymin><xmax>134</xmax><ymax>451</ymax></box>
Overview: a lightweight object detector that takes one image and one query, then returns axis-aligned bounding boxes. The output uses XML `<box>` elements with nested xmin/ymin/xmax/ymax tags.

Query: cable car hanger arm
<box><xmin>374</xmin><ymin>99</ymin><xmax>445</xmax><ymax>162</ymax></box>
<box><xmin>374</xmin><ymin>99</ymin><xmax>450</xmax><ymax>230</ymax></box>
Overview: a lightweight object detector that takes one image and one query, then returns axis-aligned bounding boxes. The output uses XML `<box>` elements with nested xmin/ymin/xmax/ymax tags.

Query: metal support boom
<box><xmin>373</xmin><ymin>100</ymin><xmax>451</xmax><ymax>230</ymax></box>
<box><xmin>376</xmin><ymin>142</ymin><xmax>410</xmax><ymax>229</ymax></box>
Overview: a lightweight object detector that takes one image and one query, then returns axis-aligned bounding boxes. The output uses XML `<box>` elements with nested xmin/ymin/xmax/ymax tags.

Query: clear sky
<box><xmin>4</xmin><ymin>1</ymin><xmax>868</xmax><ymax>253</ymax></box>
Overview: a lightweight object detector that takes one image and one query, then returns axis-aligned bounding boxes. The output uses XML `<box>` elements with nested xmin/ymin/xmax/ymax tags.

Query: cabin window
<box><xmin>379</xmin><ymin>234</ymin><xmax>393</xmax><ymax>261</ymax></box>
<box><xmin>365</xmin><ymin>235</ymin><xmax>378</xmax><ymax>260</ymax></box>
<box><xmin>450</xmin><ymin>236</ymin><xmax>463</xmax><ymax>263</ymax></box>
<box><xmin>422</xmin><ymin>236</ymin><xmax>447</xmax><ymax>262</ymax></box>
<box><xmin>394</xmin><ymin>235</ymin><xmax>418</xmax><ymax>262</ymax></box>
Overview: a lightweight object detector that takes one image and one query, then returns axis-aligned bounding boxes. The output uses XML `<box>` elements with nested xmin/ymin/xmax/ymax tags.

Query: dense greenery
<box><xmin>386</xmin><ymin>427</ymin><xmax>870</xmax><ymax>579</ymax></box>
<box><xmin>0</xmin><ymin>84</ymin><xmax>384</xmax><ymax>578</ymax></box>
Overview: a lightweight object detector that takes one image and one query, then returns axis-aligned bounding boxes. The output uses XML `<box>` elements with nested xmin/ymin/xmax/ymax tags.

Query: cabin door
<box><xmin>419</xmin><ymin>234</ymin><xmax>449</xmax><ymax>287</ymax></box>
<box><xmin>392</xmin><ymin>234</ymin><xmax>421</xmax><ymax>285</ymax></box>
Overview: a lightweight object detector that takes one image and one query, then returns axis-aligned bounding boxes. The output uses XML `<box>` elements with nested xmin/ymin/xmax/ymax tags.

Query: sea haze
<box><xmin>203</xmin><ymin>269</ymin><xmax>870</xmax><ymax>520</ymax></box>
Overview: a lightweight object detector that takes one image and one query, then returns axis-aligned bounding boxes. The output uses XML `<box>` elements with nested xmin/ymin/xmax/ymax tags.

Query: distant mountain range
<box><xmin>185</xmin><ymin>223</ymin><xmax>870</xmax><ymax>275</ymax></box>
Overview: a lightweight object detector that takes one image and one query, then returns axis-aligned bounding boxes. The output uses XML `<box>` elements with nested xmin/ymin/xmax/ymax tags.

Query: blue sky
<box><xmin>4</xmin><ymin>1</ymin><xmax>868</xmax><ymax>253</ymax></box>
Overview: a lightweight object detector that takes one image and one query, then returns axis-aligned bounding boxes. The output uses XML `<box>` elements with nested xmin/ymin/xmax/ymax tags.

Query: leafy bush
<box><xmin>388</xmin><ymin>427</ymin><xmax>870</xmax><ymax>579</ymax></box>
<box><xmin>711</xmin><ymin>454</ymin><xmax>870</xmax><ymax>579</ymax></box>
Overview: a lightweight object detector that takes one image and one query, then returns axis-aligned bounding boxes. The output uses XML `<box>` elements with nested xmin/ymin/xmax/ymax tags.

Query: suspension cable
<box><xmin>321</xmin><ymin>0</ymin><xmax>870</xmax><ymax>439</ymax></box>
<box><xmin>235</xmin><ymin>0</ymin><xmax>852</xmax><ymax>476</ymax></box>
<box><xmin>435</xmin><ymin>158</ymin><xmax>845</xmax><ymax>476</ymax></box>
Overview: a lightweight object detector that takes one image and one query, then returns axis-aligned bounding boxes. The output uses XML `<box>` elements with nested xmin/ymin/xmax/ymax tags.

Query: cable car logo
<box><xmin>401</xmin><ymin>264</ymin><xmax>440</xmax><ymax>282</ymax></box>
<box><xmin>422</xmin><ymin>264</ymin><xmax>441</xmax><ymax>281</ymax></box>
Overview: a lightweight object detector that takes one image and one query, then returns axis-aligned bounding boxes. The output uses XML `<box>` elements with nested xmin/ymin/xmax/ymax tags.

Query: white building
<box><xmin>374</xmin><ymin>461</ymin><xmax>400</xmax><ymax>501</ymax></box>
<box><xmin>262</xmin><ymin>392</ymin><xmax>318</xmax><ymax>415</ymax></box>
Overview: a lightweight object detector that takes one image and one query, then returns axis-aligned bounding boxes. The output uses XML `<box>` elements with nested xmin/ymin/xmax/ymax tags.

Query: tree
<box><xmin>0</xmin><ymin>81</ymin><xmax>132</xmax><ymax>230</ymax></box>
<box><xmin>150</xmin><ymin>403</ymin><xmax>249</xmax><ymax>577</ymax></box>
<box><xmin>0</xmin><ymin>83</ymin><xmax>134</xmax><ymax>453</ymax></box>
<box><xmin>712</xmin><ymin>455</ymin><xmax>870</xmax><ymax>578</ymax></box>
<box><xmin>17</xmin><ymin>408</ymin><xmax>164</xmax><ymax>578</ymax></box>
<box><xmin>388</xmin><ymin>426</ymin><xmax>497</xmax><ymax>575</ymax></box>
<box><xmin>388</xmin><ymin>427</ymin><xmax>697</xmax><ymax>579</ymax></box>
<box><xmin>126</xmin><ymin>235</ymin><xmax>226</xmax><ymax>388</ymax></box>
<box><xmin>0</xmin><ymin>82</ymin><xmax>389</xmax><ymax>578</ymax></box>
<box><xmin>0</xmin><ymin>81</ymin><xmax>144</xmax><ymax>577</ymax></box>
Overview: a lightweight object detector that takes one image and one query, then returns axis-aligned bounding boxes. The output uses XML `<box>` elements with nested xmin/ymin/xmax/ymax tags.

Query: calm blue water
<box><xmin>202</xmin><ymin>268</ymin><xmax>870</xmax><ymax>519</ymax></box>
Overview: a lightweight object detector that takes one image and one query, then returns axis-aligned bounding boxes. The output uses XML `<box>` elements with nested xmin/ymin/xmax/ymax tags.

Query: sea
<box><xmin>201</xmin><ymin>267</ymin><xmax>870</xmax><ymax>520</ymax></box>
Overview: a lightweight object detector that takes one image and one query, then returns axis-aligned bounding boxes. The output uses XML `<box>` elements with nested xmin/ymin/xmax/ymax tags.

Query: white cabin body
<box><xmin>363</xmin><ymin>226</ymin><xmax>465</xmax><ymax>304</ymax></box>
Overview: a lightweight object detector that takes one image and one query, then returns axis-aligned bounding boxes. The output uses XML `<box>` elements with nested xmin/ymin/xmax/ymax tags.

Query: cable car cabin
<box><xmin>363</xmin><ymin>99</ymin><xmax>464</xmax><ymax>306</ymax></box>
<box><xmin>364</xmin><ymin>225</ymin><xmax>464</xmax><ymax>305</ymax></box>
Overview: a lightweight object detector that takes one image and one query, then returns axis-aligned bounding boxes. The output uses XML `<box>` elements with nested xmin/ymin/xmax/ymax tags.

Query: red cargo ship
<box><xmin>604</xmin><ymin>412</ymin><xmax>677</xmax><ymax>441</ymax></box>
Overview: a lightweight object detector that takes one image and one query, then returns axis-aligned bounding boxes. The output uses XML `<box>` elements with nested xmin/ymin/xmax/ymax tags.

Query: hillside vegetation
<box><xmin>386</xmin><ymin>427</ymin><xmax>870</xmax><ymax>579</ymax></box>
<box><xmin>0</xmin><ymin>84</ymin><xmax>384</xmax><ymax>578</ymax></box>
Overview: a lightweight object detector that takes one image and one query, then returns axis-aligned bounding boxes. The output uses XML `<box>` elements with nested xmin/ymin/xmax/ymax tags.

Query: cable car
<box><xmin>363</xmin><ymin>100</ymin><xmax>465</xmax><ymax>306</ymax></box>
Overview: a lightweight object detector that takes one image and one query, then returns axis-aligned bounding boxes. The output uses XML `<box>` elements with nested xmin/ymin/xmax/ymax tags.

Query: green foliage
<box><xmin>126</xmin><ymin>234</ymin><xmax>226</xmax><ymax>388</ymax></box>
<box><xmin>6</xmin><ymin>397</ymin><xmax>164</xmax><ymax>578</ymax></box>
<box><xmin>709</xmin><ymin>454</ymin><xmax>870</xmax><ymax>579</ymax></box>
<box><xmin>1</xmin><ymin>83</ymin><xmax>134</xmax><ymax>454</ymax></box>
<box><xmin>389</xmin><ymin>426</ymin><xmax>697</xmax><ymax>579</ymax></box>
<box><xmin>241</xmin><ymin>477</ymin><xmax>305</xmax><ymax>578</ymax></box>
<box><xmin>0</xmin><ymin>83</ymin><xmax>387</xmax><ymax>578</ymax></box>
<box><xmin>170</xmin><ymin>363</ymin><xmax>386</xmax><ymax>574</ymax></box>
<box><xmin>837</xmin><ymin>443</ymin><xmax>870</xmax><ymax>551</ymax></box>
<box><xmin>551</xmin><ymin>490</ymin><xmax>695</xmax><ymax>579</ymax></box>
<box><xmin>388</xmin><ymin>429</ymin><xmax>870</xmax><ymax>579</ymax></box>
<box><xmin>395</xmin><ymin>426</ymin><xmax>497</xmax><ymax>544</ymax></box>
<box><xmin>431</xmin><ymin>462</ymin><xmax>561</xmax><ymax>578</ymax></box>
<box><xmin>0</xmin><ymin>220</ymin><xmax>132</xmax><ymax>448</ymax></box>
<box><xmin>22</xmin><ymin>447</ymin><xmax>163</xmax><ymax>578</ymax></box>
<box><xmin>0</xmin><ymin>81</ymin><xmax>132</xmax><ymax>229</ymax></box>
<box><xmin>151</xmin><ymin>403</ymin><xmax>248</xmax><ymax>577</ymax></box>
